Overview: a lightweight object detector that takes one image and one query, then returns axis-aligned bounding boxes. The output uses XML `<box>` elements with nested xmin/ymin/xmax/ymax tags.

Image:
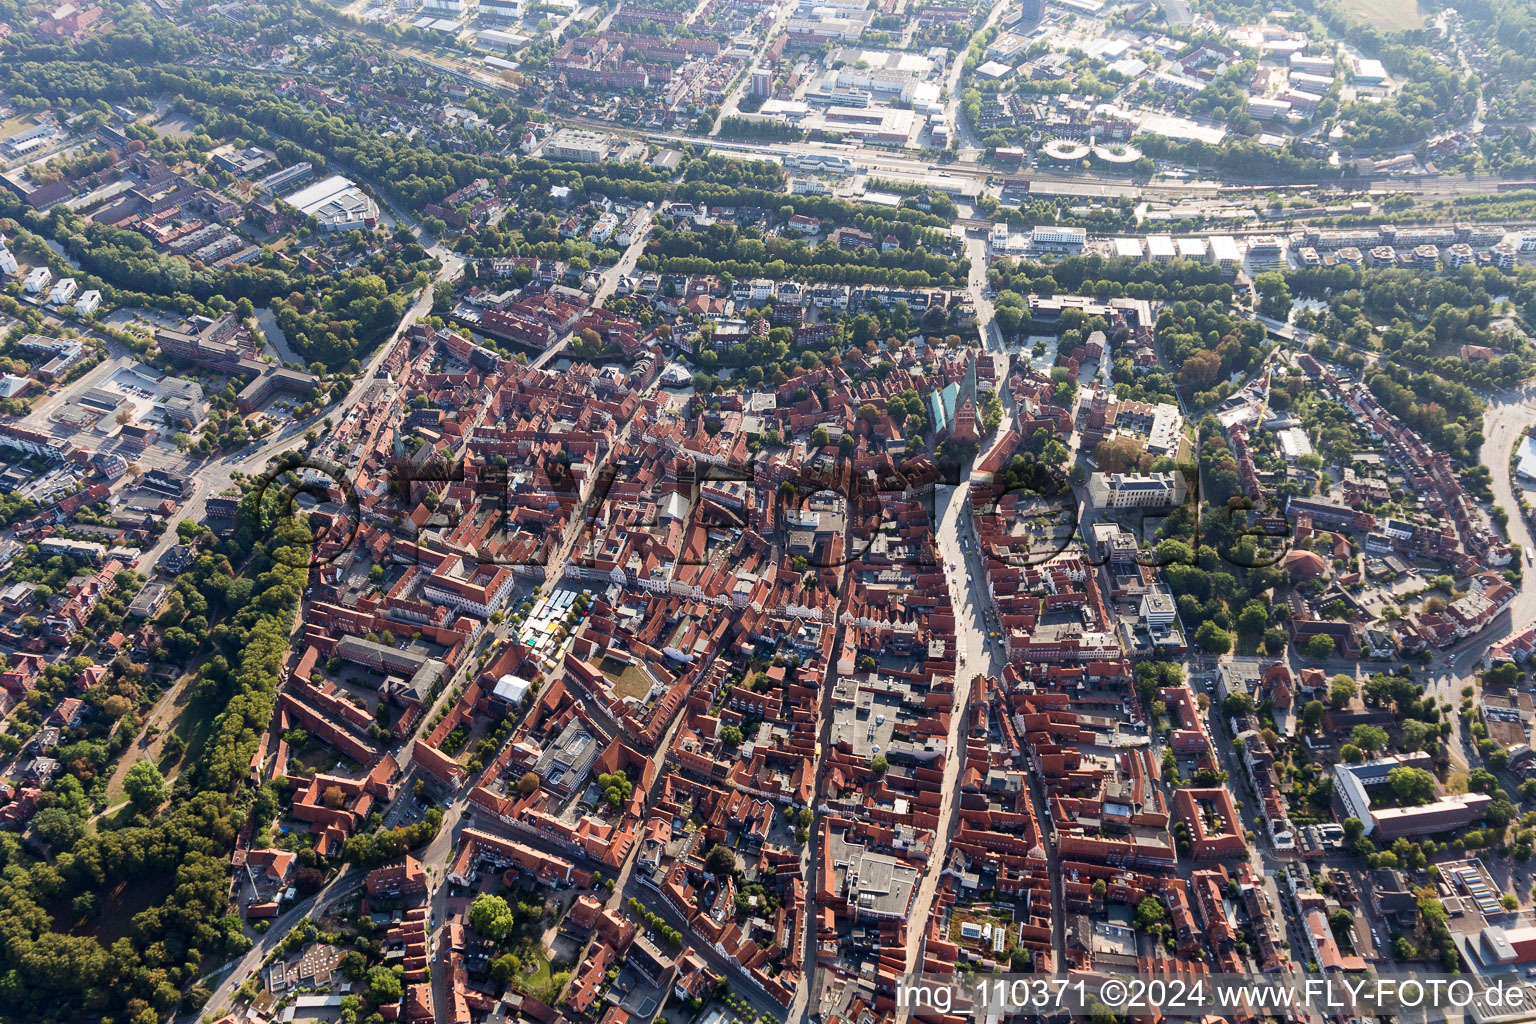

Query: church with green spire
<box><xmin>928</xmin><ymin>353</ymin><xmax>980</xmax><ymax>444</ymax></box>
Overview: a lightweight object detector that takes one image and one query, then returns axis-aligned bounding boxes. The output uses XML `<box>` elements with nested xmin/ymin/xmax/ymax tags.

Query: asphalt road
<box><xmin>136</xmin><ymin>244</ymin><xmax>465</xmax><ymax>574</ymax></box>
<box><xmin>199</xmin><ymin>868</ymin><xmax>361</xmax><ymax>1018</ymax></box>
<box><xmin>181</xmin><ymin>228</ymin><xmax>465</xmax><ymax>1017</ymax></box>
<box><xmin>529</xmin><ymin>210</ymin><xmax>653</xmax><ymax>371</ymax></box>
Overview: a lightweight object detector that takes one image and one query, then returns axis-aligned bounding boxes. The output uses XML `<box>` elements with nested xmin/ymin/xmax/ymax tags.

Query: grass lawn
<box><xmin>105</xmin><ymin>672</ymin><xmax>200</xmax><ymax>805</ymax></box>
<box><xmin>0</xmin><ymin>113</ymin><xmax>39</xmax><ymax>138</ymax></box>
<box><xmin>169</xmin><ymin>690</ymin><xmax>219</xmax><ymax>780</ymax></box>
<box><xmin>1341</xmin><ymin>0</ymin><xmax>1423</xmax><ymax>31</ymax></box>
<box><xmin>53</xmin><ymin>874</ymin><xmax>176</xmax><ymax>945</ymax></box>
<box><xmin>97</xmin><ymin>802</ymin><xmax>141</xmax><ymax>830</ymax></box>
<box><xmin>514</xmin><ymin>946</ymin><xmax>564</xmax><ymax>1004</ymax></box>
<box><xmin>603</xmin><ymin>660</ymin><xmax>655</xmax><ymax>702</ymax></box>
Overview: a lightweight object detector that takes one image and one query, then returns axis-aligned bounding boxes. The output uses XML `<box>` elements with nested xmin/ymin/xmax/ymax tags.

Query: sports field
<box><xmin>1341</xmin><ymin>0</ymin><xmax>1424</xmax><ymax>31</ymax></box>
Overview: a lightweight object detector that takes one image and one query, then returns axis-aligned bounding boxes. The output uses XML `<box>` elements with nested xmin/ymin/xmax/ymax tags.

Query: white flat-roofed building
<box><xmin>1146</xmin><ymin>403</ymin><xmax>1182</xmax><ymax>456</ymax></box>
<box><xmin>0</xmin><ymin>248</ymin><xmax>16</xmax><ymax>276</ymax></box>
<box><xmin>1275</xmin><ymin>426</ymin><xmax>1314</xmax><ymax>462</ymax></box>
<box><xmin>1030</xmin><ymin>225</ymin><xmax>1086</xmax><ymax>252</ymax></box>
<box><xmin>985</xmin><ymin>31</ymin><xmax>1031</xmax><ymax>61</ymax></box>
<box><xmin>1289</xmin><ymin>53</ymin><xmax>1334</xmax><ymax>75</ymax></box>
<box><xmin>1514</xmin><ymin>435</ymin><xmax>1536</xmax><ymax>483</ymax></box>
<box><xmin>1109</xmin><ymin>56</ymin><xmax>1148</xmax><ymax>78</ymax></box>
<box><xmin>785</xmin><ymin>10</ymin><xmax>872</xmax><ymax>42</ymax></box>
<box><xmin>831</xmin><ymin>47</ymin><xmax>933</xmax><ymax>89</ymax></box>
<box><xmin>762</xmin><ymin>99</ymin><xmax>812</xmax><ymax>120</ymax></box>
<box><xmin>1176</xmin><ymin>237</ymin><xmax>1208</xmax><ymax>261</ymax></box>
<box><xmin>1445</xmin><ymin>243</ymin><xmax>1476</xmax><ymax>269</ymax></box>
<box><xmin>991</xmin><ymin>223</ymin><xmax>1029</xmax><ymax>257</ymax></box>
<box><xmin>1352</xmin><ymin>57</ymin><xmax>1387</xmax><ymax>83</ymax></box>
<box><xmin>1113</xmin><ymin>237</ymin><xmax>1144</xmax><ymax>259</ymax></box>
<box><xmin>74</xmin><ymin>290</ymin><xmax>101</xmax><ymax>316</ymax></box>
<box><xmin>23</xmin><ymin>266</ymin><xmax>51</xmax><ymax>294</ymax></box>
<box><xmin>1248</xmin><ymin>234</ymin><xmax>1284</xmax><ymax>259</ymax></box>
<box><xmin>911</xmin><ymin>83</ymin><xmax>943</xmax><ymax>116</ymax></box>
<box><xmin>1248</xmin><ymin>96</ymin><xmax>1292</xmax><ymax>120</ymax></box>
<box><xmin>1146</xmin><ymin>234</ymin><xmax>1176</xmax><ymax>262</ymax></box>
<box><xmin>3</xmin><ymin>124</ymin><xmax>55</xmax><ymax>153</ymax></box>
<box><xmin>1288</xmin><ymin>70</ymin><xmax>1333</xmax><ymax>90</ymax></box>
<box><xmin>284</xmin><ymin>174</ymin><xmax>379</xmax><ymax>232</ymax></box>
<box><xmin>480</xmin><ymin>28</ymin><xmax>526</xmax><ymax>48</ymax></box>
<box><xmin>1140</xmin><ymin>591</ymin><xmax>1177</xmax><ymax>628</ymax></box>
<box><xmin>492</xmin><ymin>674</ymin><xmax>531</xmax><ymax>705</ymax></box>
<box><xmin>1209</xmin><ymin>235</ymin><xmax>1242</xmax><ymax>269</ymax></box>
<box><xmin>989</xmin><ymin>223</ymin><xmax>1013</xmax><ymax>256</ymax></box>
<box><xmin>47</xmin><ymin>278</ymin><xmax>77</xmax><ymax>305</ymax></box>
<box><xmin>1480</xmin><ymin>925</ymin><xmax>1519</xmax><ymax>965</ymax></box>
<box><xmin>543</xmin><ymin>128</ymin><xmax>611</xmax><ymax>162</ymax></box>
<box><xmin>823</xmin><ymin>106</ymin><xmax>914</xmax><ymax>144</ymax></box>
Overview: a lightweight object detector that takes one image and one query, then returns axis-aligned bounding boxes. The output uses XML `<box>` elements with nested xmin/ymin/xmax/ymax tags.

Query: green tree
<box><xmin>340</xmin><ymin>951</ymin><xmax>368</xmax><ymax>981</ymax></box>
<box><xmin>1301</xmin><ymin>700</ymin><xmax>1325</xmax><ymax>731</ymax></box>
<box><xmin>31</xmin><ymin>807</ymin><xmax>87</xmax><ymax>851</ymax></box>
<box><xmin>1387</xmin><ymin>766</ymin><xmax>1437</xmax><ymax>806</ymax></box>
<box><xmin>123</xmin><ymin>760</ymin><xmax>167</xmax><ymax>811</ymax></box>
<box><xmin>1222</xmin><ymin>692</ymin><xmax>1255</xmax><ymax>717</ymax></box>
<box><xmin>1195</xmin><ymin>620</ymin><xmax>1233</xmax><ymax>655</ymax></box>
<box><xmin>491</xmin><ymin>953</ymin><xmax>521</xmax><ymax>983</ymax></box>
<box><xmin>1468</xmin><ymin>768</ymin><xmax>1501</xmax><ymax>794</ymax></box>
<box><xmin>469</xmin><ymin>894</ymin><xmax>516</xmax><ymax>940</ymax></box>
<box><xmin>1134</xmin><ymin>897</ymin><xmax>1167</xmax><ymax>931</ymax></box>
<box><xmin>704</xmin><ymin>843</ymin><xmax>736</xmax><ymax>878</ymax></box>
<box><xmin>1237</xmin><ymin>601</ymin><xmax>1269</xmax><ymax>636</ymax></box>
<box><xmin>1254</xmin><ymin>271</ymin><xmax>1293</xmax><ymax>321</ymax></box>
<box><xmin>1305</xmin><ymin>634</ymin><xmax>1336</xmax><ymax>659</ymax></box>
<box><xmin>1400</xmin><ymin>718</ymin><xmax>1433</xmax><ymax>751</ymax></box>
<box><xmin>1351</xmin><ymin>725</ymin><xmax>1389</xmax><ymax>755</ymax></box>
<box><xmin>368</xmin><ymin>967</ymin><xmax>402</xmax><ymax>1004</ymax></box>
<box><xmin>72</xmin><ymin>891</ymin><xmax>100</xmax><ymax>919</ymax></box>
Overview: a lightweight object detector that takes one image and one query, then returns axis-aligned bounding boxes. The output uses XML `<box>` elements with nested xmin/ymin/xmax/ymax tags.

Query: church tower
<box><xmin>952</xmin><ymin>354</ymin><xmax>980</xmax><ymax>443</ymax></box>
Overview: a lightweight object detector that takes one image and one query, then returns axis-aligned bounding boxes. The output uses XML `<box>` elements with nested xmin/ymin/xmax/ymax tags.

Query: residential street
<box><xmin>201</xmin><ymin>869</ymin><xmax>361</xmax><ymax>1017</ymax></box>
<box><xmin>141</xmin><ymin>244</ymin><xmax>465</xmax><ymax>572</ymax></box>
